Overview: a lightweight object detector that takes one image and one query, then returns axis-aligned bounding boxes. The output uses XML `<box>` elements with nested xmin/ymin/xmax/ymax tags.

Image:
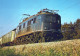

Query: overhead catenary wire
<box><xmin>60</xmin><ymin>1</ymin><xmax>80</xmax><ymax>12</ymax></box>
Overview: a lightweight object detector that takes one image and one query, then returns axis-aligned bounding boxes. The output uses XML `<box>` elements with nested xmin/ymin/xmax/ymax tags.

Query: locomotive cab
<box><xmin>39</xmin><ymin>9</ymin><xmax>61</xmax><ymax>33</ymax></box>
<box><xmin>42</xmin><ymin>14</ymin><xmax>61</xmax><ymax>32</ymax></box>
<box><xmin>38</xmin><ymin>9</ymin><xmax>62</xmax><ymax>41</ymax></box>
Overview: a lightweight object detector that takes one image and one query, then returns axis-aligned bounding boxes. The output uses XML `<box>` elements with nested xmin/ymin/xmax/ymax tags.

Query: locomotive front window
<box><xmin>52</xmin><ymin>16</ymin><xmax>60</xmax><ymax>23</ymax></box>
<box><xmin>45</xmin><ymin>15</ymin><xmax>52</xmax><ymax>22</ymax></box>
<box><xmin>45</xmin><ymin>15</ymin><xmax>57</xmax><ymax>23</ymax></box>
<box><xmin>52</xmin><ymin>16</ymin><xmax>56</xmax><ymax>23</ymax></box>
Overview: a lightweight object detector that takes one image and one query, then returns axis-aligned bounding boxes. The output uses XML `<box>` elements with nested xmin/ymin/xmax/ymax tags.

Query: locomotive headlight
<box><xmin>50</xmin><ymin>23</ymin><xmax>51</xmax><ymax>24</ymax></box>
<box><xmin>45</xmin><ymin>27</ymin><xmax>47</xmax><ymax>29</ymax></box>
<box><xmin>58</xmin><ymin>29</ymin><xmax>61</xmax><ymax>31</ymax></box>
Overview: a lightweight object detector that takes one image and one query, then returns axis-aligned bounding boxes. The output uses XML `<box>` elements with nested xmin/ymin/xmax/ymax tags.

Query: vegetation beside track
<box><xmin>0</xmin><ymin>39</ymin><xmax>80</xmax><ymax>56</ymax></box>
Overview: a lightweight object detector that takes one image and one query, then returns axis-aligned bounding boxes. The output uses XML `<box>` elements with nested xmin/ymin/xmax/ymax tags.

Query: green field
<box><xmin>0</xmin><ymin>39</ymin><xmax>80</xmax><ymax>56</ymax></box>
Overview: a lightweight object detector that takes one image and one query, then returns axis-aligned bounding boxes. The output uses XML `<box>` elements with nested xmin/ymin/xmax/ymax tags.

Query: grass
<box><xmin>0</xmin><ymin>48</ymin><xmax>21</xmax><ymax>56</ymax></box>
<box><xmin>0</xmin><ymin>39</ymin><xmax>80</xmax><ymax>56</ymax></box>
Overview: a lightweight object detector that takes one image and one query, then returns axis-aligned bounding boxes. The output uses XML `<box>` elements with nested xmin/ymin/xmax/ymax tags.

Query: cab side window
<box><xmin>28</xmin><ymin>20</ymin><xmax>31</xmax><ymax>26</ymax></box>
<box><xmin>23</xmin><ymin>23</ymin><xmax>25</xmax><ymax>28</ymax></box>
<box><xmin>19</xmin><ymin>25</ymin><xmax>21</xmax><ymax>30</ymax></box>
<box><xmin>31</xmin><ymin>19</ymin><xmax>33</xmax><ymax>24</ymax></box>
<box><xmin>33</xmin><ymin>18</ymin><xmax>36</xmax><ymax>23</ymax></box>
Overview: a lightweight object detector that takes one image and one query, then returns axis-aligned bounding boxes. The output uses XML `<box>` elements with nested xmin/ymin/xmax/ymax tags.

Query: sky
<box><xmin>0</xmin><ymin>0</ymin><xmax>80</xmax><ymax>37</ymax></box>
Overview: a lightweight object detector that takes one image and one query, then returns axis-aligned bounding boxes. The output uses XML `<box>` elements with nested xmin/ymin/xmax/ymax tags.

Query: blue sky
<box><xmin>0</xmin><ymin>0</ymin><xmax>80</xmax><ymax>37</ymax></box>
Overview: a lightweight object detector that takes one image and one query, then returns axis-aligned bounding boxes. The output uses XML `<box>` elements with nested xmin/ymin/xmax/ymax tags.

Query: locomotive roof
<box><xmin>19</xmin><ymin>8</ymin><xmax>59</xmax><ymax>24</ymax></box>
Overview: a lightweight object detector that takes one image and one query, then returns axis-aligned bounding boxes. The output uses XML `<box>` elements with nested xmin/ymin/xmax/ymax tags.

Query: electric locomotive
<box><xmin>14</xmin><ymin>8</ymin><xmax>62</xmax><ymax>44</ymax></box>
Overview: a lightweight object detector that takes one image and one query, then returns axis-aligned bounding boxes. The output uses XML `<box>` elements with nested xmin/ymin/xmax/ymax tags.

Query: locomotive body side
<box><xmin>16</xmin><ymin>15</ymin><xmax>43</xmax><ymax>38</ymax></box>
